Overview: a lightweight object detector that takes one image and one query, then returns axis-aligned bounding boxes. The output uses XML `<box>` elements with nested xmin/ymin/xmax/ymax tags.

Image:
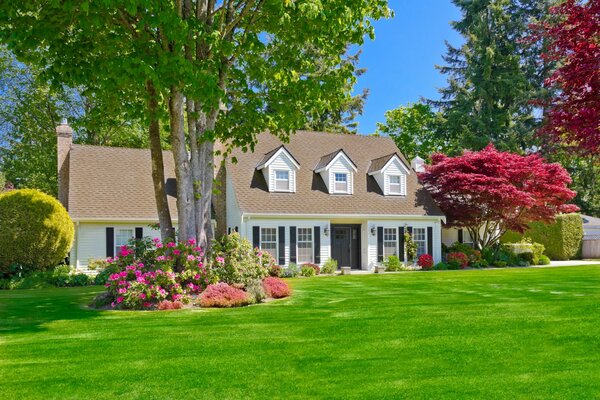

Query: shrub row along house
<box><xmin>57</xmin><ymin>122</ymin><xmax>469</xmax><ymax>270</ymax></box>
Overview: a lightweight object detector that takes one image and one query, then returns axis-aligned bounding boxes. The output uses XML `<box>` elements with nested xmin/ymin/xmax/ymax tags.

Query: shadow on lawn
<box><xmin>0</xmin><ymin>286</ymin><xmax>103</xmax><ymax>335</ymax></box>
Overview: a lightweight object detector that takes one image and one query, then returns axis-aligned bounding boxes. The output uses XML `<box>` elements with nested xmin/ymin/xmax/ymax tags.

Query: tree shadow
<box><xmin>0</xmin><ymin>286</ymin><xmax>104</xmax><ymax>335</ymax></box>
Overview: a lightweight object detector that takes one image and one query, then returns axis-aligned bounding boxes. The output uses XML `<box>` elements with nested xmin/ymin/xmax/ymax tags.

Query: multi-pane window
<box><xmin>297</xmin><ymin>227</ymin><xmax>313</xmax><ymax>263</ymax></box>
<box><xmin>274</xmin><ymin>170</ymin><xmax>290</xmax><ymax>191</ymax></box>
<box><xmin>413</xmin><ymin>228</ymin><xmax>427</xmax><ymax>256</ymax></box>
<box><xmin>260</xmin><ymin>228</ymin><xmax>278</xmax><ymax>259</ymax></box>
<box><xmin>383</xmin><ymin>228</ymin><xmax>398</xmax><ymax>258</ymax></box>
<box><xmin>115</xmin><ymin>229</ymin><xmax>134</xmax><ymax>257</ymax></box>
<box><xmin>334</xmin><ymin>173</ymin><xmax>348</xmax><ymax>193</ymax></box>
<box><xmin>389</xmin><ymin>175</ymin><xmax>402</xmax><ymax>195</ymax></box>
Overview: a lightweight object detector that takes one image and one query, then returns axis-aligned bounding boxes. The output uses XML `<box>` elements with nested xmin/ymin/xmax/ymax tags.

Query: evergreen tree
<box><xmin>432</xmin><ymin>0</ymin><xmax>545</xmax><ymax>152</ymax></box>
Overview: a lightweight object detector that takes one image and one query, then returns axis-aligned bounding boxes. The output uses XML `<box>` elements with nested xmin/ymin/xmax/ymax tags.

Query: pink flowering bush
<box><xmin>199</xmin><ymin>282</ymin><xmax>251</xmax><ymax>308</ymax></box>
<box><xmin>417</xmin><ymin>254</ymin><xmax>434</xmax><ymax>270</ymax></box>
<box><xmin>97</xmin><ymin>238</ymin><xmax>216</xmax><ymax>310</ymax></box>
<box><xmin>157</xmin><ymin>300</ymin><xmax>184</xmax><ymax>310</ymax></box>
<box><xmin>262</xmin><ymin>277</ymin><xmax>291</xmax><ymax>299</ymax></box>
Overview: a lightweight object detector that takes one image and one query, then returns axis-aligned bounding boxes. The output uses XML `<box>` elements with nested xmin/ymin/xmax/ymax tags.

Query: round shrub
<box><xmin>262</xmin><ymin>277</ymin><xmax>292</xmax><ymax>298</ymax></box>
<box><xmin>538</xmin><ymin>255</ymin><xmax>551</xmax><ymax>265</ymax></box>
<box><xmin>384</xmin><ymin>255</ymin><xmax>402</xmax><ymax>271</ymax></box>
<box><xmin>321</xmin><ymin>258</ymin><xmax>338</xmax><ymax>274</ymax></box>
<box><xmin>245</xmin><ymin>279</ymin><xmax>267</xmax><ymax>304</ymax></box>
<box><xmin>446</xmin><ymin>252</ymin><xmax>469</xmax><ymax>269</ymax></box>
<box><xmin>417</xmin><ymin>254</ymin><xmax>434</xmax><ymax>270</ymax></box>
<box><xmin>199</xmin><ymin>283</ymin><xmax>250</xmax><ymax>308</ymax></box>
<box><xmin>0</xmin><ymin>189</ymin><xmax>74</xmax><ymax>275</ymax></box>
<box><xmin>300</xmin><ymin>265</ymin><xmax>316</xmax><ymax>277</ymax></box>
<box><xmin>211</xmin><ymin>233</ymin><xmax>269</xmax><ymax>285</ymax></box>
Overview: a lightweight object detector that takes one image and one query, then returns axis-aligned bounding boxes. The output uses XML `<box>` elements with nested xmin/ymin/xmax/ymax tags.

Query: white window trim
<box><xmin>115</xmin><ymin>228</ymin><xmax>134</xmax><ymax>256</ymax></box>
<box><xmin>273</xmin><ymin>169</ymin><xmax>291</xmax><ymax>192</ymax></box>
<box><xmin>333</xmin><ymin>172</ymin><xmax>350</xmax><ymax>194</ymax></box>
<box><xmin>383</xmin><ymin>227</ymin><xmax>398</xmax><ymax>258</ymax></box>
<box><xmin>296</xmin><ymin>226</ymin><xmax>314</xmax><ymax>264</ymax></box>
<box><xmin>412</xmin><ymin>227</ymin><xmax>427</xmax><ymax>256</ymax></box>
<box><xmin>388</xmin><ymin>174</ymin><xmax>403</xmax><ymax>196</ymax></box>
<box><xmin>260</xmin><ymin>227</ymin><xmax>279</xmax><ymax>260</ymax></box>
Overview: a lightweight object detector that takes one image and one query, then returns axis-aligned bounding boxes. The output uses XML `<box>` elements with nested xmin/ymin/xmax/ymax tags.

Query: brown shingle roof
<box><xmin>228</xmin><ymin>131</ymin><xmax>444</xmax><ymax>216</ymax></box>
<box><xmin>314</xmin><ymin>149</ymin><xmax>357</xmax><ymax>171</ymax></box>
<box><xmin>367</xmin><ymin>152</ymin><xmax>408</xmax><ymax>174</ymax></box>
<box><xmin>68</xmin><ymin>145</ymin><xmax>178</xmax><ymax>220</ymax></box>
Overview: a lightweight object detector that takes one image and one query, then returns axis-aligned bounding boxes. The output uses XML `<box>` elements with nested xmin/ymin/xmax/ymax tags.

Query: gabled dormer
<box><xmin>256</xmin><ymin>145</ymin><xmax>300</xmax><ymax>193</ymax></box>
<box><xmin>368</xmin><ymin>153</ymin><xmax>410</xmax><ymax>196</ymax></box>
<box><xmin>314</xmin><ymin>149</ymin><xmax>358</xmax><ymax>195</ymax></box>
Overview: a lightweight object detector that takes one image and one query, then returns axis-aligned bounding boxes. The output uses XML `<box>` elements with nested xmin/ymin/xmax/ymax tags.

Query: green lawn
<box><xmin>1</xmin><ymin>266</ymin><xmax>600</xmax><ymax>399</ymax></box>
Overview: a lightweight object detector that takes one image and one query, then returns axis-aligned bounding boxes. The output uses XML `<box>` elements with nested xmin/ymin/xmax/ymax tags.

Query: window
<box><xmin>383</xmin><ymin>228</ymin><xmax>398</xmax><ymax>257</ymax></box>
<box><xmin>413</xmin><ymin>228</ymin><xmax>427</xmax><ymax>256</ymax></box>
<box><xmin>115</xmin><ymin>229</ymin><xmax>134</xmax><ymax>257</ymax></box>
<box><xmin>389</xmin><ymin>175</ymin><xmax>403</xmax><ymax>195</ymax></box>
<box><xmin>260</xmin><ymin>228</ymin><xmax>278</xmax><ymax>259</ymax></box>
<box><xmin>334</xmin><ymin>173</ymin><xmax>348</xmax><ymax>193</ymax></box>
<box><xmin>297</xmin><ymin>227</ymin><xmax>313</xmax><ymax>263</ymax></box>
<box><xmin>274</xmin><ymin>170</ymin><xmax>290</xmax><ymax>191</ymax></box>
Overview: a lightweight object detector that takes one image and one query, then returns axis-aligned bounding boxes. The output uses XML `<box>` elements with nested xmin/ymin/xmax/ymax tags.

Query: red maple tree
<box><xmin>419</xmin><ymin>145</ymin><xmax>579</xmax><ymax>249</ymax></box>
<box><xmin>532</xmin><ymin>0</ymin><xmax>600</xmax><ymax>155</ymax></box>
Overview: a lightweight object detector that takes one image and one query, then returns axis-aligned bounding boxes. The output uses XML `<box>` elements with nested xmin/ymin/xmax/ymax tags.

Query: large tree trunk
<box><xmin>169</xmin><ymin>87</ymin><xmax>196</xmax><ymax>242</ymax></box>
<box><xmin>195</xmin><ymin>105</ymin><xmax>217</xmax><ymax>252</ymax></box>
<box><xmin>186</xmin><ymin>99</ymin><xmax>204</xmax><ymax>244</ymax></box>
<box><xmin>146</xmin><ymin>81</ymin><xmax>176</xmax><ymax>242</ymax></box>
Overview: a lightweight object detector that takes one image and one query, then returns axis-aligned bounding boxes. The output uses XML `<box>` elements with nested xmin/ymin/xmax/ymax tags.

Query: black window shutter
<box><xmin>252</xmin><ymin>226</ymin><xmax>260</xmax><ymax>249</ymax></box>
<box><xmin>407</xmin><ymin>226</ymin><xmax>413</xmax><ymax>237</ymax></box>
<box><xmin>278</xmin><ymin>226</ymin><xmax>285</xmax><ymax>265</ymax></box>
<box><xmin>377</xmin><ymin>226</ymin><xmax>384</xmax><ymax>262</ymax></box>
<box><xmin>427</xmin><ymin>227</ymin><xmax>433</xmax><ymax>255</ymax></box>
<box><xmin>135</xmin><ymin>227</ymin><xmax>143</xmax><ymax>240</ymax></box>
<box><xmin>458</xmin><ymin>228</ymin><xmax>464</xmax><ymax>243</ymax></box>
<box><xmin>228</xmin><ymin>227</ymin><xmax>231</xmax><ymax>234</ymax></box>
<box><xmin>106</xmin><ymin>227</ymin><xmax>114</xmax><ymax>257</ymax></box>
<box><xmin>289</xmin><ymin>226</ymin><xmax>297</xmax><ymax>264</ymax></box>
<box><xmin>399</xmin><ymin>226</ymin><xmax>405</xmax><ymax>261</ymax></box>
<box><xmin>314</xmin><ymin>226</ymin><xmax>321</xmax><ymax>264</ymax></box>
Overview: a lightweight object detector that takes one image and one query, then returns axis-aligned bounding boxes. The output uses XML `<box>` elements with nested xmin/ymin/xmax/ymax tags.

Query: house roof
<box><xmin>314</xmin><ymin>149</ymin><xmax>358</xmax><ymax>172</ymax></box>
<box><xmin>68</xmin><ymin>144</ymin><xmax>179</xmax><ymax>221</ymax></box>
<box><xmin>256</xmin><ymin>145</ymin><xmax>300</xmax><ymax>170</ymax></box>
<box><xmin>228</xmin><ymin>131</ymin><xmax>444</xmax><ymax>216</ymax></box>
<box><xmin>367</xmin><ymin>152</ymin><xmax>409</xmax><ymax>175</ymax></box>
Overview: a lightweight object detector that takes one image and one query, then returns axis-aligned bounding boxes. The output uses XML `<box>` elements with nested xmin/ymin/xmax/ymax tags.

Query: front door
<box><xmin>331</xmin><ymin>225</ymin><xmax>361</xmax><ymax>269</ymax></box>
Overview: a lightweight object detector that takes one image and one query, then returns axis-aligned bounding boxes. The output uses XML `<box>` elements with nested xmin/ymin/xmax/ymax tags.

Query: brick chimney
<box><xmin>56</xmin><ymin>119</ymin><xmax>73</xmax><ymax>209</ymax></box>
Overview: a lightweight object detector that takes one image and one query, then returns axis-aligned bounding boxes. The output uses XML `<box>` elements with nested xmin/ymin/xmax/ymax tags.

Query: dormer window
<box><xmin>314</xmin><ymin>149</ymin><xmax>358</xmax><ymax>195</ymax></box>
<box><xmin>256</xmin><ymin>145</ymin><xmax>300</xmax><ymax>193</ymax></box>
<box><xmin>368</xmin><ymin>153</ymin><xmax>409</xmax><ymax>196</ymax></box>
<box><xmin>334</xmin><ymin>173</ymin><xmax>348</xmax><ymax>193</ymax></box>
<box><xmin>275</xmin><ymin>170</ymin><xmax>290</xmax><ymax>191</ymax></box>
<box><xmin>388</xmin><ymin>175</ymin><xmax>403</xmax><ymax>195</ymax></box>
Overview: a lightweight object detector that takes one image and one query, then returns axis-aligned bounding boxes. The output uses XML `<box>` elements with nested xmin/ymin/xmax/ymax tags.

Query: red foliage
<box><xmin>262</xmin><ymin>277</ymin><xmax>292</xmax><ymax>299</ymax></box>
<box><xmin>200</xmin><ymin>283</ymin><xmax>250</xmax><ymax>308</ymax></box>
<box><xmin>301</xmin><ymin>263</ymin><xmax>321</xmax><ymax>275</ymax></box>
<box><xmin>531</xmin><ymin>0</ymin><xmax>600</xmax><ymax>155</ymax></box>
<box><xmin>447</xmin><ymin>252</ymin><xmax>469</xmax><ymax>269</ymax></box>
<box><xmin>417</xmin><ymin>254</ymin><xmax>434</xmax><ymax>270</ymax></box>
<box><xmin>157</xmin><ymin>300</ymin><xmax>184</xmax><ymax>310</ymax></box>
<box><xmin>419</xmin><ymin>145</ymin><xmax>578</xmax><ymax>246</ymax></box>
<box><xmin>269</xmin><ymin>265</ymin><xmax>283</xmax><ymax>277</ymax></box>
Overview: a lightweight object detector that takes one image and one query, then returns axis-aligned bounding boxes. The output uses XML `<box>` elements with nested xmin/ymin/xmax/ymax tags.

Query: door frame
<box><xmin>330</xmin><ymin>224</ymin><xmax>362</xmax><ymax>269</ymax></box>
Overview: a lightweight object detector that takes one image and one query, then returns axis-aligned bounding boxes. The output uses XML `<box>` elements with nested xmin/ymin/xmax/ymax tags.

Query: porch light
<box><xmin>324</xmin><ymin>225</ymin><xmax>330</xmax><ymax>237</ymax></box>
<box><xmin>370</xmin><ymin>226</ymin><xmax>376</xmax><ymax>236</ymax></box>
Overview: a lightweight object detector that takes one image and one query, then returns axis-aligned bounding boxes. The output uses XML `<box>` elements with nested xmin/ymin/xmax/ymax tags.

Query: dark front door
<box><xmin>331</xmin><ymin>224</ymin><xmax>361</xmax><ymax>269</ymax></box>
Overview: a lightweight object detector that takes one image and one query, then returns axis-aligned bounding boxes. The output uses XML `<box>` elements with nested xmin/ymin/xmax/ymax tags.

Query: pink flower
<box><xmin>117</xmin><ymin>297</ymin><xmax>124</xmax><ymax>303</ymax></box>
<box><xmin>156</xmin><ymin>255</ymin><xmax>167</xmax><ymax>262</ymax></box>
<box><xmin>166</xmin><ymin>242</ymin><xmax>176</xmax><ymax>248</ymax></box>
<box><xmin>118</xmin><ymin>288</ymin><xmax>127</xmax><ymax>294</ymax></box>
<box><xmin>137</xmin><ymin>263</ymin><xmax>144</xmax><ymax>269</ymax></box>
<box><xmin>143</xmin><ymin>302</ymin><xmax>152</xmax><ymax>307</ymax></box>
<box><xmin>139</xmin><ymin>293</ymin><xmax>147</xmax><ymax>299</ymax></box>
<box><xmin>156</xmin><ymin>243</ymin><xmax>163</xmax><ymax>248</ymax></box>
<box><xmin>152</xmin><ymin>237</ymin><xmax>161</xmax><ymax>244</ymax></box>
<box><xmin>187</xmin><ymin>238</ymin><xmax>196</xmax><ymax>245</ymax></box>
<box><xmin>187</xmin><ymin>255</ymin><xmax>196</xmax><ymax>262</ymax></box>
<box><xmin>173</xmin><ymin>249</ymin><xmax>181</xmax><ymax>255</ymax></box>
<box><xmin>111</xmin><ymin>302</ymin><xmax>115</xmax><ymax>308</ymax></box>
<box><xmin>216</xmin><ymin>256</ymin><xmax>225</xmax><ymax>264</ymax></box>
<box><xmin>119</xmin><ymin>271</ymin><xmax>127</xmax><ymax>277</ymax></box>
<box><xmin>172</xmin><ymin>294</ymin><xmax>182</xmax><ymax>301</ymax></box>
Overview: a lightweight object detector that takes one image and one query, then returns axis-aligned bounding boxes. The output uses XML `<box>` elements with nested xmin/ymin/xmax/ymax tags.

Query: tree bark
<box><xmin>169</xmin><ymin>87</ymin><xmax>196</xmax><ymax>242</ymax></box>
<box><xmin>146</xmin><ymin>81</ymin><xmax>176</xmax><ymax>242</ymax></box>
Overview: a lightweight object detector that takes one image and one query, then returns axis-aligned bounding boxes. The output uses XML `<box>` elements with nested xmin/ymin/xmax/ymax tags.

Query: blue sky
<box><xmin>353</xmin><ymin>1</ymin><xmax>463</xmax><ymax>134</ymax></box>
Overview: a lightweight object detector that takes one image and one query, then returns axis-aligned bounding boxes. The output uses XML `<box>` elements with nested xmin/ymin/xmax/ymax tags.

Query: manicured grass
<box><xmin>1</xmin><ymin>266</ymin><xmax>600</xmax><ymax>399</ymax></box>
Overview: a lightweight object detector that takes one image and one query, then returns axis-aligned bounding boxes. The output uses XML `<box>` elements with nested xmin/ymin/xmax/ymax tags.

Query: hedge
<box><xmin>500</xmin><ymin>214</ymin><xmax>583</xmax><ymax>260</ymax></box>
<box><xmin>0</xmin><ymin>189</ymin><xmax>74</xmax><ymax>275</ymax></box>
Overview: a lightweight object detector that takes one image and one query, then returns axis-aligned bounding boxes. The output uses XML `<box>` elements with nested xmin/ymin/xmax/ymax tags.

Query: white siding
<box><xmin>242</xmin><ymin>218</ymin><xmax>330</xmax><ymax>266</ymax></box>
<box><xmin>371</xmin><ymin>158</ymin><xmax>409</xmax><ymax>196</ymax></box>
<box><xmin>74</xmin><ymin>222</ymin><xmax>163</xmax><ymax>267</ymax></box>
<box><xmin>328</xmin><ymin>157</ymin><xmax>354</xmax><ymax>194</ymax></box>
<box><xmin>267</xmin><ymin>152</ymin><xmax>297</xmax><ymax>193</ymax></box>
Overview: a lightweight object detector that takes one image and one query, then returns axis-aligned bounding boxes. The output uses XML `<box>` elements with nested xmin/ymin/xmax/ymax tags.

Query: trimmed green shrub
<box><xmin>300</xmin><ymin>265</ymin><xmax>316</xmax><ymax>277</ymax></box>
<box><xmin>500</xmin><ymin>214</ymin><xmax>583</xmax><ymax>260</ymax></box>
<box><xmin>538</xmin><ymin>255</ymin><xmax>551</xmax><ymax>265</ymax></box>
<box><xmin>492</xmin><ymin>261</ymin><xmax>507</xmax><ymax>268</ymax></box>
<box><xmin>321</xmin><ymin>258</ymin><xmax>338</xmax><ymax>274</ymax></box>
<box><xmin>0</xmin><ymin>189</ymin><xmax>74</xmax><ymax>276</ymax></box>
<box><xmin>283</xmin><ymin>263</ymin><xmax>299</xmax><ymax>278</ymax></box>
<box><xmin>211</xmin><ymin>233</ymin><xmax>269</xmax><ymax>285</ymax></box>
<box><xmin>245</xmin><ymin>280</ymin><xmax>266</xmax><ymax>304</ymax></box>
<box><xmin>433</xmin><ymin>262</ymin><xmax>448</xmax><ymax>270</ymax></box>
<box><xmin>383</xmin><ymin>255</ymin><xmax>402</xmax><ymax>271</ymax></box>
